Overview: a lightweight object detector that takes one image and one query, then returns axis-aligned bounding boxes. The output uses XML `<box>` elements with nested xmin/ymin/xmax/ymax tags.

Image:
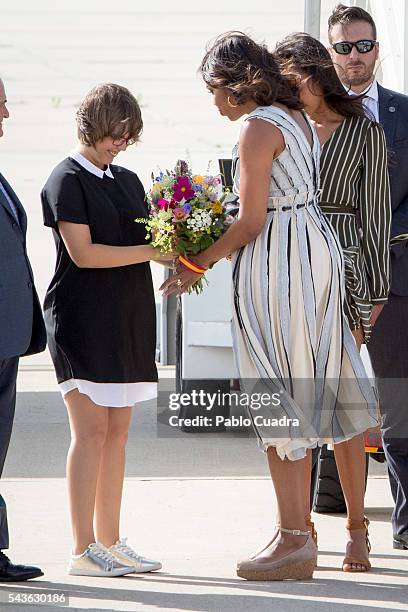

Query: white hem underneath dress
<box><xmin>59</xmin><ymin>379</ymin><xmax>157</xmax><ymax>406</ymax></box>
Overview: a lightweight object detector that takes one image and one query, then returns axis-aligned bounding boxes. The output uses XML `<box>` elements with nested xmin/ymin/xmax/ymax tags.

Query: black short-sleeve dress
<box><xmin>41</xmin><ymin>151</ymin><xmax>157</xmax><ymax>407</ymax></box>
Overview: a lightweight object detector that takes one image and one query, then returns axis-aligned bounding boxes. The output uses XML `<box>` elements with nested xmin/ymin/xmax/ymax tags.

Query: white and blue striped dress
<box><xmin>231</xmin><ymin>105</ymin><xmax>377</xmax><ymax>461</ymax></box>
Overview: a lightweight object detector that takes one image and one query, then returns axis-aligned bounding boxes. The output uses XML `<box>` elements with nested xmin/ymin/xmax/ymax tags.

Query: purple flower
<box><xmin>173</xmin><ymin>176</ymin><xmax>194</xmax><ymax>202</ymax></box>
<box><xmin>173</xmin><ymin>207</ymin><xmax>188</xmax><ymax>222</ymax></box>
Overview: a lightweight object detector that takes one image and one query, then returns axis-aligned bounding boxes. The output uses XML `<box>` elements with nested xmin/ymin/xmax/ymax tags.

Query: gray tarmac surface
<box><xmin>1</xmin><ymin>367</ymin><xmax>406</xmax><ymax>612</ymax></box>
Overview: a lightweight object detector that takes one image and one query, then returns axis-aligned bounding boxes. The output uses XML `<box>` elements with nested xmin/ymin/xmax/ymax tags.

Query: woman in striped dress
<box><xmin>162</xmin><ymin>31</ymin><xmax>378</xmax><ymax>581</ymax></box>
<box><xmin>274</xmin><ymin>33</ymin><xmax>391</xmax><ymax>573</ymax></box>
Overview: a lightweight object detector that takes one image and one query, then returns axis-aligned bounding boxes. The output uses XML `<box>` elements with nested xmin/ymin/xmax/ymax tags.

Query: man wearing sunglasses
<box><xmin>316</xmin><ymin>3</ymin><xmax>408</xmax><ymax>552</ymax></box>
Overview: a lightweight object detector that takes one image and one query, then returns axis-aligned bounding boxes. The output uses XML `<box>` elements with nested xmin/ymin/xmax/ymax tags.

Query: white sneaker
<box><xmin>68</xmin><ymin>542</ymin><xmax>134</xmax><ymax>577</ymax></box>
<box><xmin>109</xmin><ymin>538</ymin><xmax>162</xmax><ymax>573</ymax></box>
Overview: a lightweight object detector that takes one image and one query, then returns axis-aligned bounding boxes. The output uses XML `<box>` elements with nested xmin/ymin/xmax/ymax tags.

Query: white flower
<box><xmin>186</xmin><ymin>208</ymin><xmax>213</xmax><ymax>232</ymax></box>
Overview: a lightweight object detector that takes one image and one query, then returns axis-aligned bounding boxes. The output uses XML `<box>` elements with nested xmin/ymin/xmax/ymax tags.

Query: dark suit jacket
<box><xmin>0</xmin><ymin>172</ymin><xmax>46</xmax><ymax>358</ymax></box>
<box><xmin>378</xmin><ymin>84</ymin><xmax>408</xmax><ymax>295</ymax></box>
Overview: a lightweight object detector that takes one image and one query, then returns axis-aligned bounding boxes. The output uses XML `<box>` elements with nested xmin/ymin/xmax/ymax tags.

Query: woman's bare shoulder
<box><xmin>240</xmin><ymin>115</ymin><xmax>285</xmax><ymax>158</ymax></box>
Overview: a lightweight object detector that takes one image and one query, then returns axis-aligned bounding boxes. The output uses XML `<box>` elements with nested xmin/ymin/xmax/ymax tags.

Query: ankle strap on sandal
<box><xmin>346</xmin><ymin>516</ymin><xmax>370</xmax><ymax>531</ymax></box>
<box><xmin>280</xmin><ymin>527</ymin><xmax>310</xmax><ymax>536</ymax></box>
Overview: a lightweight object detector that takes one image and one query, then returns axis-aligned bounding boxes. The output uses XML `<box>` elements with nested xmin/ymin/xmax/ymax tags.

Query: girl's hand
<box><xmin>150</xmin><ymin>248</ymin><xmax>177</xmax><ymax>263</ymax></box>
<box><xmin>157</xmin><ymin>259</ymin><xmax>176</xmax><ymax>269</ymax></box>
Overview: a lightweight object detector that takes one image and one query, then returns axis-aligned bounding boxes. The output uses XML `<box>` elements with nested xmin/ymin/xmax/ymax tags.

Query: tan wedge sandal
<box><xmin>342</xmin><ymin>516</ymin><xmax>371</xmax><ymax>572</ymax></box>
<box><xmin>249</xmin><ymin>516</ymin><xmax>318</xmax><ymax>560</ymax></box>
<box><xmin>306</xmin><ymin>515</ymin><xmax>318</xmax><ymax>547</ymax></box>
<box><xmin>237</xmin><ymin>527</ymin><xmax>317</xmax><ymax>581</ymax></box>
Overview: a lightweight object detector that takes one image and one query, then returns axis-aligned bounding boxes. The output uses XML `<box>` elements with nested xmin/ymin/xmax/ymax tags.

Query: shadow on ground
<box><xmin>1</xmin><ymin>569</ymin><xmax>407</xmax><ymax>612</ymax></box>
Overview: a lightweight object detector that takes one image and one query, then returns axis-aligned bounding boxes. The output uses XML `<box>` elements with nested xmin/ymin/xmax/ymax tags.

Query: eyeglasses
<box><xmin>111</xmin><ymin>136</ymin><xmax>136</xmax><ymax>147</ymax></box>
<box><xmin>332</xmin><ymin>40</ymin><xmax>377</xmax><ymax>55</ymax></box>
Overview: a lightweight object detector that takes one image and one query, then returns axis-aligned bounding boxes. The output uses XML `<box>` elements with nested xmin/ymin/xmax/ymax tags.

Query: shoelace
<box><xmin>115</xmin><ymin>538</ymin><xmax>143</xmax><ymax>562</ymax></box>
<box><xmin>90</xmin><ymin>543</ymin><xmax>118</xmax><ymax>570</ymax></box>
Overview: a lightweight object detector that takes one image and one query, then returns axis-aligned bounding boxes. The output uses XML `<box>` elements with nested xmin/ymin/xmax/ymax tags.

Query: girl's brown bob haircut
<box><xmin>76</xmin><ymin>83</ymin><xmax>143</xmax><ymax>146</ymax></box>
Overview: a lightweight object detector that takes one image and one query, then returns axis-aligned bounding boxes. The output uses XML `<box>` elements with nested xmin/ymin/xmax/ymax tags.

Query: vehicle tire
<box><xmin>310</xmin><ymin>445</ymin><xmax>369</xmax><ymax>514</ymax></box>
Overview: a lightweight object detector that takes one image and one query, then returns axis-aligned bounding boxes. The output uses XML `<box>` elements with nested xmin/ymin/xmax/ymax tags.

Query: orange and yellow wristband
<box><xmin>178</xmin><ymin>255</ymin><xmax>207</xmax><ymax>275</ymax></box>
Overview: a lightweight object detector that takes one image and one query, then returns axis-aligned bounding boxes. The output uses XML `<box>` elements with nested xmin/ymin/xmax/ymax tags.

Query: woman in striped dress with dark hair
<box><xmin>162</xmin><ymin>31</ymin><xmax>378</xmax><ymax>581</ymax></box>
<box><xmin>274</xmin><ymin>32</ymin><xmax>391</xmax><ymax>573</ymax></box>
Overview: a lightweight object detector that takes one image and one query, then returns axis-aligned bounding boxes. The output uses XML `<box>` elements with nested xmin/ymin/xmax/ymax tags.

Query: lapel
<box><xmin>378</xmin><ymin>84</ymin><xmax>397</xmax><ymax>145</ymax></box>
<box><xmin>0</xmin><ymin>172</ymin><xmax>27</xmax><ymax>236</ymax></box>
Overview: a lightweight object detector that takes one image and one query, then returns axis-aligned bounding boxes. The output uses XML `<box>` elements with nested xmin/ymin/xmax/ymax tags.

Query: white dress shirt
<box><xmin>349</xmin><ymin>80</ymin><xmax>379</xmax><ymax>121</ymax></box>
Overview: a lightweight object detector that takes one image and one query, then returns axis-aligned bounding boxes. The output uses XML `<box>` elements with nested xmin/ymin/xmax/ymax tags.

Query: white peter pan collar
<box><xmin>70</xmin><ymin>149</ymin><xmax>114</xmax><ymax>179</ymax></box>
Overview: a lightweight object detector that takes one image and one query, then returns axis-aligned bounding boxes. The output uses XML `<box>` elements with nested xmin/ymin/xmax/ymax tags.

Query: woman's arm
<box><xmin>161</xmin><ymin>118</ymin><xmax>284</xmax><ymax>294</ymax></box>
<box><xmin>59</xmin><ymin>221</ymin><xmax>173</xmax><ymax>268</ymax></box>
<box><xmin>359</xmin><ymin>124</ymin><xmax>391</xmax><ymax>323</ymax></box>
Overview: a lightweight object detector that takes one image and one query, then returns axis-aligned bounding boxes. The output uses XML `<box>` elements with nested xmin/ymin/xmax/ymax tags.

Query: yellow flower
<box><xmin>211</xmin><ymin>201</ymin><xmax>223</xmax><ymax>215</ymax></box>
<box><xmin>192</xmin><ymin>175</ymin><xmax>205</xmax><ymax>184</ymax></box>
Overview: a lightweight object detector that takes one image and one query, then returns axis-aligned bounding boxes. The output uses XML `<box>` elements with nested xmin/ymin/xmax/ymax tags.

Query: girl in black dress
<box><xmin>42</xmin><ymin>84</ymin><xmax>173</xmax><ymax>577</ymax></box>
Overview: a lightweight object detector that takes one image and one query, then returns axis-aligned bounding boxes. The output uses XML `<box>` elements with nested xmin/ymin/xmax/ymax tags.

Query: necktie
<box><xmin>0</xmin><ymin>180</ymin><xmax>20</xmax><ymax>224</ymax></box>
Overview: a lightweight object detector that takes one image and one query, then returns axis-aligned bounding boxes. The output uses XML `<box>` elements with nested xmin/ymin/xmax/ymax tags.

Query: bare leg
<box><xmin>334</xmin><ymin>327</ymin><xmax>370</xmax><ymax>571</ymax></box>
<box><xmin>94</xmin><ymin>407</ymin><xmax>132</xmax><ymax>547</ymax></box>
<box><xmin>252</xmin><ymin>448</ymin><xmax>313</xmax><ymax>560</ymax></box>
<box><xmin>254</xmin><ymin>447</ymin><xmax>309</xmax><ymax>562</ymax></box>
<box><xmin>303</xmin><ymin>448</ymin><xmax>312</xmax><ymax>519</ymax></box>
<box><xmin>278</xmin><ymin>447</ymin><xmax>312</xmax><ymax>524</ymax></box>
<box><xmin>334</xmin><ymin>434</ymin><xmax>368</xmax><ymax>570</ymax></box>
<box><xmin>65</xmin><ymin>390</ymin><xmax>108</xmax><ymax>555</ymax></box>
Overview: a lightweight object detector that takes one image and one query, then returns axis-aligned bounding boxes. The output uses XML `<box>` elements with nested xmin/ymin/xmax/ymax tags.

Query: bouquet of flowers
<box><xmin>137</xmin><ymin>160</ymin><xmax>234</xmax><ymax>293</ymax></box>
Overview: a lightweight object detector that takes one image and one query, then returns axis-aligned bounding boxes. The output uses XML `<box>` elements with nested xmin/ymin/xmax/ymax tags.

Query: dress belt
<box><xmin>320</xmin><ymin>203</ymin><xmax>356</xmax><ymax>215</ymax></box>
<box><xmin>267</xmin><ymin>202</ymin><xmax>310</xmax><ymax>212</ymax></box>
<box><xmin>266</xmin><ymin>192</ymin><xmax>316</xmax><ymax>212</ymax></box>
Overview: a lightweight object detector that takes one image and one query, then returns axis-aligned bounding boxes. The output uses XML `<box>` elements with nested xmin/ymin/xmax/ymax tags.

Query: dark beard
<box><xmin>344</xmin><ymin>59</ymin><xmax>376</xmax><ymax>89</ymax></box>
<box><xmin>347</xmin><ymin>72</ymin><xmax>373</xmax><ymax>87</ymax></box>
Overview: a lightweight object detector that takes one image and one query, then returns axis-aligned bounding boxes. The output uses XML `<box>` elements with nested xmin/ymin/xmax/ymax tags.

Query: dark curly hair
<box><xmin>273</xmin><ymin>32</ymin><xmax>365</xmax><ymax>120</ymax></box>
<box><xmin>199</xmin><ymin>31</ymin><xmax>302</xmax><ymax>110</ymax></box>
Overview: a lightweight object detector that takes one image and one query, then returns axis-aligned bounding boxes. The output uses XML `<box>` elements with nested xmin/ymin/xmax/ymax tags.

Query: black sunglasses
<box><xmin>332</xmin><ymin>39</ymin><xmax>377</xmax><ymax>55</ymax></box>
